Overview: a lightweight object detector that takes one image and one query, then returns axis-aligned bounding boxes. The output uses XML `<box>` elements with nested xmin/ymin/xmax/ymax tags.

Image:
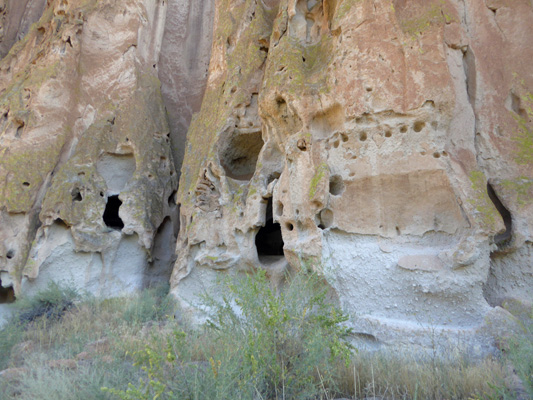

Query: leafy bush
<box><xmin>105</xmin><ymin>270</ymin><xmax>353</xmax><ymax>400</ymax></box>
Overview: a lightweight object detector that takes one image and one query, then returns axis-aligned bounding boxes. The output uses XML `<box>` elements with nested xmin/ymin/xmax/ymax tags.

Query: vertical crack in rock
<box><xmin>486</xmin><ymin>183</ymin><xmax>512</xmax><ymax>247</ymax></box>
<box><xmin>146</xmin><ymin>216</ymin><xmax>177</xmax><ymax>288</ymax></box>
<box><xmin>462</xmin><ymin>46</ymin><xmax>479</xmax><ymax>154</ymax></box>
<box><xmin>0</xmin><ymin>0</ymin><xmax>47</xmax><ymax>59</ymax></box>
<box><xmin>158</xmin><ymin>0</ymin><xmax>216</xmax><ymax>174</ymax></box>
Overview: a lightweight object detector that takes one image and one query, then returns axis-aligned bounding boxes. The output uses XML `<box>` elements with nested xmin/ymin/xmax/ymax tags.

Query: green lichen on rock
<box><xmin>39</xmin><ymin>66</ymin><xmax>176</xmax><ymax>248</ymax></box>
<box><xmin>264</xmin><ymin>34</ymin><xmax>335</xmax><ymax>96</ymax></box>
<box><xmin>0</xmin><ymin>137</ymin><xmax>66</xmax><ymax>212</ymax></box>
<box><xmin>501</xmin><ymin>177</ymin><xmax>533</xmax><ymax>207</ymax></box>
<box><xmin>178</xmin><ymin>0</ymin><xmax>274</xmax><ymax>208</ymax></box>
<box><xmin>0</xmin><ymin>0</ymin><xmax>95</xmax><ymax>213</ymax></box>
<box><xmin>399</xmin><ymin>0</ymin><xmax>452</xmax><ymax>37</ymax></box>
<box><xmin>511</xmin><ymin>92</ymin><xmax>533</xmax><ymax>165</ymax></box>
<box><xmin>468</xmin><ymin>171</ymin><xmax>500</xmax><ymax>231</ymax></box>
<box><xmin>309</xmin><ymin>162</ymin><xmax>328</xmax><ymax>200</ymax></box>
<box><xmin>333</xmin><ymin>0</ymin><xmax>362</xmax><ymax>23</ymax></box>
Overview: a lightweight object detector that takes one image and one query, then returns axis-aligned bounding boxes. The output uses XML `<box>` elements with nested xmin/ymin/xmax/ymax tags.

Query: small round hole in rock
<box><xmin>329</xmin><ymin>175</ymin><xmax>345</xmax><ymax>196</ymax></box>
<box><xmin>297</xmin><ymin>138</ymin><xmax>307</xmax><ymax>151</ymax></box>
<box><xmin>400</xmin><ymin>125</ymin><xmax>407</xmax><ymax>133</ymax></box>
<box><xmin>22</xmin><ymin>182</ymin><xmax>30</xmax><ymax>187</ymax></box>
<box><xmin>359</xmin><ymin>132</ymin><xmax>367</xmax><ymax>141</ymax></box>
<box><xmin>286</xmin><ymin>222</ymin><xmax>294</xmax><ymax>231</ymax></box>
<box><xmin>318</xmin><ymin>209</ymin><xmax>333</xmax><ymax>229</ymax></box>
<box><xmin>385</xmin><ymin>131</ymin><xmax>392</xmax><ymax>138</ymax></box>
<box><xmin>433</xmin><ymin>152</ymin><xmax>441</xmax><ymax>158</ymax></box>
<box><xmin>6</xmin><ymin>249</ymin><xmax>15</xmax><ymax>259</ymax></box>
<box><xmin>71</xmin><ymin>188</ymin><xmax>82</xmax><ymax>202</ymax></box>
<box><xmin>276</xmin><ymin>201</ymin><xmax>284</xmax><ymax>217</ymax></box>
<box><xmin>413</xmin><ymin>121</ymin><xmax>425</xmax><ymax>132</ymax></box>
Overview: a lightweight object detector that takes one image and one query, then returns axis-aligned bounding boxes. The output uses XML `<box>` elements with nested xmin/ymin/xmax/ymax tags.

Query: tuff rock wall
<box><xmin>0</xmin><ymin>0</ymin><xmax>532</xmax><ymax>353</ymax></box>
<box><xmin>171</xmin><ymin>0</ymin><xmax>533</xmax><ymax>353</ymax></box>
<box><xmin>0</xmin><ymin>0</ymin><xmax>214</xmax><ymax>300</ymax></box>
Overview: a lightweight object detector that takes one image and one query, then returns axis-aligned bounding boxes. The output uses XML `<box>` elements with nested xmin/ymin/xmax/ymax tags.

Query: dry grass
<box><xmin>0</xmin><ymin>280</ymin><xmax>524</xmax><ymax>400</ymax></box>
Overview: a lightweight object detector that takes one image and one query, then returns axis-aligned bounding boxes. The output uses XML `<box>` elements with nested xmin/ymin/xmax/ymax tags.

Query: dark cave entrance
<box><xmin>0</xmin><ymin>279</ymin><xmax>15</xmax><ymax>304</ymax></box>
<box><xmin>487</xmin><ymin>183</ymin><xmax>512</xmax><ymax>245</ymax></box>
<box><xmin>103</xmin><ymin>195</ymin><xmax>124</xmax><ymax>230</ymax></box>
<box><xmin>255</xmin><ymin>198</ymin><xmax>284</xmax><ymax>261</ymax></box>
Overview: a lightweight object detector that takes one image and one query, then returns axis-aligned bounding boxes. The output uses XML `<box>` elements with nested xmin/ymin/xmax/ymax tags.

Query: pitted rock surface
<box><xmin>0</xmin><ymin>0</ymin><xmax>531</xmax><ymax>354</ymax></box>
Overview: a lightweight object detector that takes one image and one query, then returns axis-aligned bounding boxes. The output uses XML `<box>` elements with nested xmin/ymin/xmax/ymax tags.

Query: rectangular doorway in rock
<box><xmin>103</xmin><ymin>195</ymin><xmax>124</xmax><ymax>230</ymax></box>
<box><xmin>0</xmin><ymin>279</ymin><xmax>15</xmax><ymax>303</ymax></box>
<box><xmin>255</xmin><ymin>198</ymin><xmax>285</xmax><ymax>264</ymax></box>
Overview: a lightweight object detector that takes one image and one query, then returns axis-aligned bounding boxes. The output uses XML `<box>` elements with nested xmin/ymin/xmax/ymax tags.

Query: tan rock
<box><xmin>0</xmin><ymin>0</ymin><xmax>181</xmax><ymax>297</ymax></box>
<box><xmin>0</xmin><ymin>0</ymin><xmax>531</xmax><ymax>356</ymax></box>
<box><xmin>170</xmin><ymin>0</ymin><xmax>533</xmax><ymax>355</ymax></box>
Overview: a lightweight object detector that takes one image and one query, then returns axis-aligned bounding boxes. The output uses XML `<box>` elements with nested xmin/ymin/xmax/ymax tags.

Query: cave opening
<box><xmin>0</xmin><ymin>279</ymin><xmax>15</xmax><ymax>304</ymax></box>
<box><xmin>219</xmin><ymin>131</ymin><xmax>264</xmax><ymax>180</ymax></box>
<box><xmin>255</xmin><ymin>198</ymin><xmax>284</xmax><ymax>261</ymax></box>
<box><xmin>486</xmin><ymin>183</ymin><xmax>512</xmax><ymax>246</ymax></box>
<box><xmin>103</xmin><ymin>195</ymin><xmax>124</xmax><ymax>230</ymax></box>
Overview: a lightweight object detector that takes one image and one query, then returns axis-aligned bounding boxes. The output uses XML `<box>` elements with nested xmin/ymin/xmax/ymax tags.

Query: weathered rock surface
<box><xmin>158</xmin><ymin>0</ymin><xmax>215</xmax><ymax>172</ymax></box>
<box><xmin>171</xmin><ymin>0</ymin><xmax>533</xmax><ymax>353</ymax></box>
<box><xmin>0</xmin><ymin>0</ymin><xmax>531</xmax><ymax>354</ymax></box>
<box><xmin>0</xmin><ymin>0</ymin><xmax>184</xmax><ymax>297</ymax></box>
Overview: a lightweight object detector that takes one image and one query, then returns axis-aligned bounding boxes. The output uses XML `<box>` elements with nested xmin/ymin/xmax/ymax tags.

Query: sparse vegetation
<box><xmin>504</xmin><ymin>299</ymin><xmax>533</xmax><ymax>398</ymax></box>
<box><xmin>0</xmin><ymin>276</ymin><xmax>528</xmax><ymax>399</ymax></box>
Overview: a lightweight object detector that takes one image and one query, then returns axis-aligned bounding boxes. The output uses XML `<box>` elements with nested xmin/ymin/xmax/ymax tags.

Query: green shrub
<box><xmin>16</xmin><ymin>281</ymin><xmax>80</xmax><ymax>324</ymax></box>
<box><xmin>105</xmin><ymin>269</ymin><xmax>353</xmax><ymax>400</ymax></box>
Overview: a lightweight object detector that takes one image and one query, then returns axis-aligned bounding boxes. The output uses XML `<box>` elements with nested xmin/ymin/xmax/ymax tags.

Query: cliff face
<box><xmin>171</xmin><ymin>0</ymin><xmax>533</xmax><ymax>350</ymax></box>
<box><xmin>0</xmin><ymin>0</ymin><xmax>214</xmax><ymax>297</ymax></box>
<box><xmin>1</xmin><ymin>0</ymin><xmax>532</xmax><ymax>351</ymax></box>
